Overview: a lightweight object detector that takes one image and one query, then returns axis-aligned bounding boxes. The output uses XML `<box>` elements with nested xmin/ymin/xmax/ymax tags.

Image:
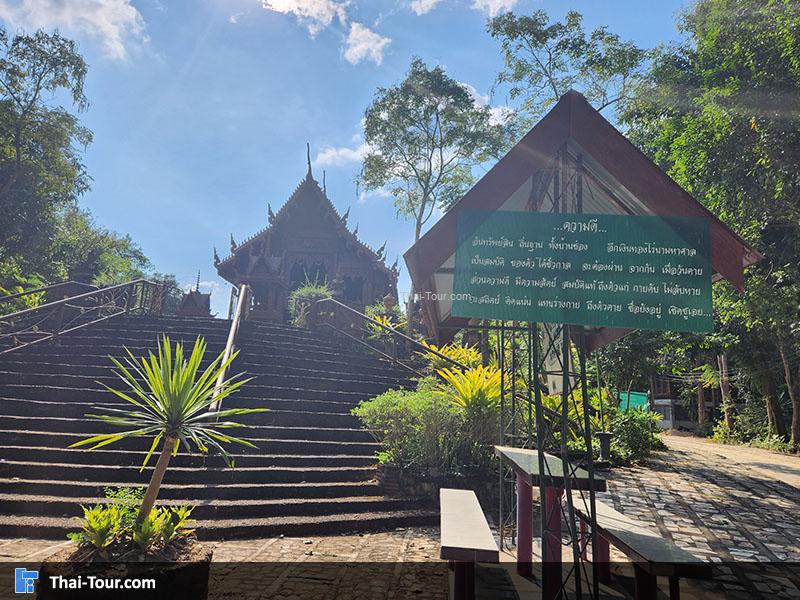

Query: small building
<box><xmin>176</xmin><ymin>275</ymin><xmax>212</xmax><ymax>318</ymax></box>
<box><xmin>214</xmin><ymin>155</ymin><xmax>398</xmax><ymax>321</ymax></box>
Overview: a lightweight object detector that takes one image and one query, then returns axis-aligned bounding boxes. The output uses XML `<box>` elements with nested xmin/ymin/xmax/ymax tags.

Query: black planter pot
<box><xmin>595</xmin><ymin>431</ymin><xmax>613</xmax><ymax>463</ymax></box>
<box><xmin>36</xmin><ymin>543</ymin><xmax>213</xmax><ymax>600</ymax></box>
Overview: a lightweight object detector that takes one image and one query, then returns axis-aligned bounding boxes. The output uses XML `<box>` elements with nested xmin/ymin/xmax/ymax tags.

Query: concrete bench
<box><xmin>439</xmin><ymin>488</ymin><xmax>499</xmax><ymax>600</ymax></box>
<box><xmin>575</xmin><ymin>499</ymin><xmax>712</xmax><ymax>599</ymax></box>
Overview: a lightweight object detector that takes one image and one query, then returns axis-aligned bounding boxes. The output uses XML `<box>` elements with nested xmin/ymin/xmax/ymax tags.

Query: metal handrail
<box><xmin>313</xmin><ymin>297</ymin><xmax>465</xmax><ymax>371</ymax></box>
<box><xmin>0</xmin><ymin>280</ymin><xmax>97</xmax><ymax>304</ymax></box>
<box><xmin>209</xmin><ymin>283</ymin><xmax>250</xmax><ymax>412</ymax></box>
<box><xmin>0</xmin><ymin>279</ymin><xmax>164</xmax><ymax>356</ymax></box>
<box><xmin>312</xmin><ymin>296</ymin><xmax>581</xmax><ymax>435</ymax></box>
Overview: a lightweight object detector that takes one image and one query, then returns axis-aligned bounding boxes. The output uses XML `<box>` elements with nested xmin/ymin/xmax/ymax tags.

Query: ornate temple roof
<box><xmin>215</xmin><ymin>159</ymin><xmax>397</xmax><ymax>279</ymax></box>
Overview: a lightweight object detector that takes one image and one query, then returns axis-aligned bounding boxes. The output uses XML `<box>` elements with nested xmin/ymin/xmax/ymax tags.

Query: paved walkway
<box><xmin>599</xmin><ymin>433</ymin><xmax>800</xmax><ymax>599</ymax></box>
<box><xmin>2</xmin><ymin>435</ymin><xmax>799</xmax><ymax>599</ymax></box>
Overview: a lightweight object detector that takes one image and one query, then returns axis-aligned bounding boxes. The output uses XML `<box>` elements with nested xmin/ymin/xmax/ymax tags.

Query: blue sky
<box><xmin>0</xmin><ymin>0</ymin><xmax>688</xmax><ymax>316</ymax></box>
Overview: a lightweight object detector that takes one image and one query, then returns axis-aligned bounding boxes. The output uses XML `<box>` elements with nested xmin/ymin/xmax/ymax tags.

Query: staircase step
<box><xmin>0</xmin><ymin>509</ymin><xmax>439</xmax><ymax>540</ymax></box>
<box><xmin>0</xmin><ymin>397</ymin><xmax>364</xmax><ymax>423</ymax></box>
<box><xmin>0</xmin><ymin>371</ymin><xmax>398</xmax><ymax>396</ymax></box>
<box><xmin>0</xmin><ymin>478</ymin><xmax>384</xmax><ymax>500</ymax></box>
<box><xmin>0</xmin><ymin>444</ymin><xmax>378</xmax><ymax>465</ymax></box>
<box><xmin>0</xmin><ymin>416</ymin><xmax>376</xmax><ymax>441</ymax></box>
<box><xmin>0</xmin><ymin>313</ymin><xmax>422</xmax><ymax>540</ymax></box>
<box><xmin>0</xmin><ymin>354</ymin><xmax>413</xmax><ymax>387</ymax></box>
<box><xmin>0</xmin><ymin>493</ymin><xmax>428</xmax><ymax>520</ymax></box>
<box><xmin>0</xmin><ymin>384</ymin><xmax>371</xmax><ymax>406</ymax></box>
<box><xmin>0</xmin><ymin>460</ymin><xmax>377</xmax><ymax>484</ymax></box>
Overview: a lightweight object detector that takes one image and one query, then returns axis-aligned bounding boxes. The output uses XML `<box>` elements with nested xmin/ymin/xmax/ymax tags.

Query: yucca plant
<box><xmin>71</xmin><ymin>335</ymin><xmax>263</xmax><ymax>522</ymax></box>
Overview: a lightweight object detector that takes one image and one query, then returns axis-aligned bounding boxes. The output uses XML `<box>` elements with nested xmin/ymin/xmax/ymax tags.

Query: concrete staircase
<box><xmin>0</xmin><ymin>315</ymin><xmax>435</xmax><ymax>540</ymax></box>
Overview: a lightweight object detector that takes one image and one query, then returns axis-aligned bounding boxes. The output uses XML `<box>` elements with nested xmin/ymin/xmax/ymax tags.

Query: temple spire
<box><xmin>195</xmin><ymin>270</ymin><xmax>201</xmax><ymax>292</ymax></box>
<box><xmin>323</xmin><ymin>170</ymin><xmax>326</xmax><ymax>195</ymax></box>
<box><xmin>306</xmin><ymin>142</ymin><xmax>312</xmax><ymax>179</ymax></box>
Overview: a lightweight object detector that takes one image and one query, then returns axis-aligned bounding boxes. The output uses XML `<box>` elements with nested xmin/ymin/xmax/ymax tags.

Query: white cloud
<box><xmin>0</xmin><ymin>0</ymin><xmax>147</xmax><ymax>60</ymax></box>
<box><xmin>472</xmin><ymin>0</ymin><xmax>518</xmax><ymax>17</ymax></box>
<box><xmin>358</xmin><ymin>186</ymin><xmax>392</xmax><ymax>205</ymax></box>
<box><xmin>460</xmin><ymin>81</ymin><xmax>513</xmax><ymax>125</ymax></box>
<box><xmin>183</xmin><ymin>279</ymin><xmax>221</xmax><ymax>293</ymax></box>
<box><xmin>314</xmin><ymin>142</ymin><xmax>368</xmax><ymax>167</ymax></box>
<box><xmin>262</xmin><ymin>0</ymin><xmax>348</xmax><ymax>36</ymax></box>
<box><xmin>343</xmin><ymin>22</ymin><xmax>390</xmax><ymax>65</ymax></box>
<box><xmin>410</xmin><ymin>0</ymin><xmax>441</xmax><ymax>16</ymax></box>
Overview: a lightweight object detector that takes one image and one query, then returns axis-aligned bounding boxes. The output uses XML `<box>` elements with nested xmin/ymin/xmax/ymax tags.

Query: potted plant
<box><xmin>37</xmin><ymin>335</ymin><xmax>263</xmax><ymax>600</ymax></box>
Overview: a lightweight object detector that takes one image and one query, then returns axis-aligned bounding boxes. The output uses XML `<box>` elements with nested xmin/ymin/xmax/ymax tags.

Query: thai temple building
<box><xmin>214</xmin><ymin>149</ymin><xmax>398</xmax><ymax>321</ymax></box>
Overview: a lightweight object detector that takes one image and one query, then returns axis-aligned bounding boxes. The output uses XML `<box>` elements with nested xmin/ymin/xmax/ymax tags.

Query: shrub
<box><xmin>353</xmin><ymin>380</ymin><xmax>466</xmax><ymax>473</ymax></box>
<box><xmin>610</xmin><ymin>409</ymin><xmax>664</xmax><ymax>464</ymax></box>
<box><xmin>436</xmin><ymin>365</ymin><xmax>501</xmax><ymax>456</ymax></box>
<box><xmin>288</xmin><ymin>276</ymin><xmax>332</xmax><ymax>326</ymax></box>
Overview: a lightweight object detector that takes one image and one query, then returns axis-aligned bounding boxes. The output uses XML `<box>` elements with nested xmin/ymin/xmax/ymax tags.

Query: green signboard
<box><xmin>452</xmin><ymin>210</ymin><xmax>712</xmax><ymax>332</ymax></box>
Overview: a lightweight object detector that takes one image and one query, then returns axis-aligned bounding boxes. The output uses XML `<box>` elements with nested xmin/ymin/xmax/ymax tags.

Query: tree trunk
<box><xmin>761</xmin><ymin>372</ymin><xmax>786</xmax><ymax>438</ymax></box>
<box><xmin>404</xmin><ymin>218</ymin><xmax>424</xmax><ymax>337</ymax></box>
<box><xmin>137</xmin><ymin>435</ymin><xmax>176</xmax><ymax>522</ymax></box>
<box><xmin>696</xmin><ymin>378</ymin><xmax>707</xmax><ymax>430</ymax></box>
<box><xmin>777</xmin><ymin>342</ymin><xmax>799</xmax><ymax>448</ymax></box>
<box><xmin>717</xmin><ymin>353</ymin><xmax>734</xmax><ymax>431</ymax></box>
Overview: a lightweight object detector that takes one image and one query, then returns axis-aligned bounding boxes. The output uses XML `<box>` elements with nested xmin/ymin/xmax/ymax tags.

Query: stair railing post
<box><xmin>209</xmin><ymin>283</ymin><xmax>248</xmax><ymax>414</ymax></box>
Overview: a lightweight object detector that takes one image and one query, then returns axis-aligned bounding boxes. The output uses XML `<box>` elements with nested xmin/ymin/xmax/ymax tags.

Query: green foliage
<box><xmin>132</xmin><ymin>508</ymin><xmax>162</xmax><ymax>552</ymax></box>
<box><xmin>609</xmin><ymin>409</ymin><xmax>664</xmax><ymax>464</ymax></box>
<box><xmin>159</xmin><ymin>506</ymin><xmax>195</xmax><ymax>544</ymax></box>
<box><xmin>488</xmin><ymin>10</ymin><xmax>647</xmax><ymax>129</ymax></box>
<box><xmin>69</xmin><ymin>487</ymin><xmax>195</xmax><ymax>556</ymax></box>
<box><xmin>353</xmin><ymin>382</ymin><xmax>467</xmax><ymax>474</ymax></box>
<box><xmin>70</xmin><ymin>335</ymin><xmax>263</xmax><ymax>468</ymax></box>
<box><xmin>620</xmin><ymin>0</ymin><xmax>800</xmax><ymax>445</ymax></box>
<box><xmin>79</xmin><ymin>504</ymin><xmax>122</xmax><ymax>549</ymax></box>
<box><xmin>0</xmin><ymin>283</ymin><xmax>45</xmax><ymax>314</ymax></box>
<box><xmin>0</xmin><ymin>29</ymin><xmax>177</xmax><ymax>298</ymax></box>
<box><xmin>437</xmin><ymin>366</ymin><xmax>502</xmax><ymax>455</ymax></box>
<box><xmin>361</xmin><ymin>57</ymin><xmax>508</xmax><ymax>230</ymax></box>
<box><xmin>288</xmin><ymin>276</ymin><xmax>331</xmax><ymax>326</ymax></box>
<box><xmin>0</xmin><ymin>28</ymin><xmax>91</xmax><ymax>281</ymax></box>
<box><xmin>102</xmin><ymin>486</ymin><xmax>144</xmax><ymax>530</ymax></box>
<box><xmin>418</xmin><ymin>341</ymin><xmax>481</xmax><ymax>370</ymax></box>
<box><xmin>436</xmin><ymin>365</ymin><xmax>501</xmax><ymax>412</ymax></box>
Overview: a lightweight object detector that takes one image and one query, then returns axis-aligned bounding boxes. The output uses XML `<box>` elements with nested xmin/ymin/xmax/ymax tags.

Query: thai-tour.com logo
<box><xmin>13</xmin><ymin>567</ymin><xmax>157</xmax><ymax>595</ymax></box>
<box><xmin>14</xmin><ymin>568</ymin><xmax>38</xmax><ymax>594</ymax></box>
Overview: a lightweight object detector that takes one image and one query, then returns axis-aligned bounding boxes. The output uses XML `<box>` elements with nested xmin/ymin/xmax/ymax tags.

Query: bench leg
<box><xmin>453</xmin><ymin>561</ymin><xmax>475</xmax><ymax>600</ymax></box>
<box><xmin>633</xmin><ymin>565</ymin><xmax>657</xmax><ymax>600</ymax></box>
<box><xmin>669</xmin><ymin>575</ymin><xmax>680</xmax><ymax>600</ymax></box>
<box><xmin>517</xmin><ymin>473</ymin><xmax>533</xmax><ymax>576</ymax></box>
<box><xmin>595</xmin><ymin>534</ymin><xmax>611</xmax><ymax>584</ymax></box>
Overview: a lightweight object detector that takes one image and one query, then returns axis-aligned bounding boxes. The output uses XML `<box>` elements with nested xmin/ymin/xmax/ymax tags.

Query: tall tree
<box><xmin>488</xmin><ymin>10</ymin><xmax>646</xmax><ymax>128</ymax></box>
<box><xmin>0</xmin><ymin>28</ymin><xmax>91</xmax><ymax>282</ymax></box>
<box><xmin>621</xmin><ymin>0</ymin><xmax>800</xmax><ymax>445</ymax></box>
<box><xmin>360</xmin><ymin>58</ymin><xmax>506</xmax><ymax>327</ymax></box>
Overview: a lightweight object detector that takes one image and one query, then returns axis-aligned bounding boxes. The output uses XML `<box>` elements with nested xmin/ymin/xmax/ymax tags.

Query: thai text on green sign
<box><xmin>452</xmin><ymin>210</ymin><xmax>713</xmax><ymax>332</ymax></box>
